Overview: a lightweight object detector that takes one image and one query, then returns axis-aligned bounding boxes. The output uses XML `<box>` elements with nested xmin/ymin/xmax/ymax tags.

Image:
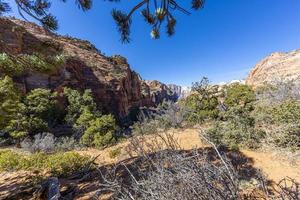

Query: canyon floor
<box><xmin>1</xmin><ymin>128</ymin><xmax>300</xmax><ymax>199</ymax></box>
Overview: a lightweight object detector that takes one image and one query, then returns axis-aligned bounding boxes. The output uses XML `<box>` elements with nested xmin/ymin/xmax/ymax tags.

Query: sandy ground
<box><xmin>77</xmin><ymin>128</ymin><xmax>204</xmax><ymax>166</ymax></box>
<box><xmin>241</xmin><ymin>149</ymin><xmax>300</xmax><ymax>183</ymax></box>
<box><xmin>77</xmin><ymin>128</ymin><xmax>300</xmax><ymax>183</ymax></box>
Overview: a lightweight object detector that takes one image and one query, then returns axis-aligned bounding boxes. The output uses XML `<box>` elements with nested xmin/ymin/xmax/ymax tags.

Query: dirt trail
<box><xmin>241</xmin><ymin>150</ymin><xmax>300</xmax><ymax>182</ymax></box>
<box><xmin>78</xmin><ymin>128</ymin><xmax>300</xmax><ymax>183</ymax></box>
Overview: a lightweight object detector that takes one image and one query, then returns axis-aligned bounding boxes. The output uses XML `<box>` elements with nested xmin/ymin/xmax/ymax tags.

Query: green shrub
<box><xmin>5</xmin><ymin>89</ymin><xmax>59</xmax><ymax>140</ymax></box>
<box><xmin>253</xmin><ymin>100</ymin><xmax>300</xmax><ymax>150</ymax></box>
<box><xmin>21</xmin><ymin>54</ymin><xmax>65</xmax><ymax>73</ymax></box>
<box><xmin>25</xmin><ymin>88</ymin><xmax>58</xmax><ymax>118</ymax></box>
<box><xmin>64</xmin><ymin>88</ymin><xmax>98</xmax><ymax>126</ymax></box>
<box><xmin>74</xmin><ymin>108</ymin><xmax>96</xmax><ymax>132</ymax></box>
<box><xmin>0</xmin><ymin>53</ymin><xmax>24</xmax><ymax>75</ymax></box>
<box><xmin>45</xmin><ymin>152</ymin><xmax>91</xmax><ymax>177</ymax></box>
<box><xmin>183</xmin><ymin>94</ymin><xmax>219</xmax><ymax>124</ymax></box>
<box><xmin>182</xmin><ymin>78</ymin><xmax>219</xmax><ymax>124</ymax></box>
<box><xmin>81</xmin><ymin>114</ymin><xmax>117</xmax><ymax>147</ymax></box>
<box><xmin>224</xmin><ymin>83</ymin><xmax>255</xmax><ymax>108</ymax></box>
<box><xmin>0</xmin><ymin>150</ymin><xmax>24</xmax><ymax>171</ymax></box>
<box><xmin>0</xmin><ymin>53</ymin><xmax>65</xmax><ymax>76</ymax></box>
<box><xmin>0</xmin><ymin>150</ymin><xmax>91</xmax><ymax>177</ymax></box>
<box><xmin>271</xmin><ymin>124</ymin><xmax>300</xmax><ymax>149</ymax></box>
<box><xmin>0</xmin><ymin>76</ymin><xmax>21</xmax><ymax>129</ymax></box>
<box><xmin>271</xmin><ymin>100</ymin><xmax>300</xmax><ymax>124</ymax></box>
<box><xmin>109</xmin><ymin>147</ymin><xmax>122</xmax><ymax>159</ymax></box>
<box><xmin>6</xmin><ymin>115</ymin><xmax>48</xmax><ymax>140</ymax></box>
<box><xmin>206</xmin><ymin>106</ymin><xmax>265</xmax><ymax>149</ymax></box>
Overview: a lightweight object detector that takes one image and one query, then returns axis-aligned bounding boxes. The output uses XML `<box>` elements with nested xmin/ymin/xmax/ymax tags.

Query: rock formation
<box><xmin>0</xmin><ymin>17</ymin><xmax>180</xmax><ymax>121</ymax></box>
<box><xmin>246</xmin><ymin>50</ymin><xmax>300</xmax><ymax>88</ymax></box>
<box><xmin>144</xmin><ymin>81</ymin><xmax>179</xmax><ymax>104</ymax></box>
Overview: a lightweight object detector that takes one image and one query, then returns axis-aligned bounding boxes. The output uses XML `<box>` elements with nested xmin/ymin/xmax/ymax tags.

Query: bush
<box><xmin>55</xmin><ymin>136</ymin><xmax>80</xmax><ymax>152</ymax></box>
<box><xmin>0</xmin><ymin>150</ymin><xmax>91</xmax><ymax>177</ymax></box>
<box><xmin>0</xmin><ymin>53</ymin><xmax>24</xmax><ymax>75</ymax></box>
<box><xmin>156</xmin><ymin>101</ymin><xmax>187</xmax><ymax>129</ymax></box>
<box><xmin>0</xmin><ymin>150</ymin><xmax>24</xmax><ymax>171</ymax></box>
<box><xmin>21</xmin><ymin>54</ymin><xmax>65</xmax><ymax>73</ymax></box>
<box><xmin>109</xmin><ymin>147</ymin><xmax>122</xmax><ymax>159</ymax></box>
<box><xmin>206</xmin><ymin>120</ymin><xmax>265</xmax><ymax>150</ymax></box>
<box><xmin>25</xmin><ymin>88</ymin><xmax>58</xmax><ymax>120</ymax></box>
<box><xmin>270</xmin><ymin>124</ymin><xmax>300</xmax><ymax>149</ymax></box>
<box><xmin>5</xmin><ymin>89</ymin><xmax>59</xmax><ymax>141</ymax></box>
<box><xmin>181</xmin><ymin>77</ymin><xmax>219</xmax><ymax>124</ymax></box>
<box><xmin>0</xmin><ymin>53</ymin><xmax>65</xmax><ymax>76</ymax></box>
<box><xmin>253</xmin><ymin>99</ymin><xmax>300</xmax><ymax>150</ymax></box>
<box><xmin>224</xmin><ymin>83</ymin><xmax>255</xmax><ymax>108</ymax></box>
<box><xmin>20</xmin><ymin>133</ymin><xmax>56</xmax><ymax>153</ymax></box>
<box><xmin>45</xmin><ymin>152</ymin><xmax>91</xmax><ymax>177</ymax></box>
<box><xmin>0</xmin><ymin>76</ymin><xmax>20</xmax><ymax>130</ymax></box>
<box><xmin>81</xmin><ymin>114</ymin><xmax>117</xmax><ymax>147</ymax></box>
<box><xmin>271</xmin><ymin>100</ymin><xmax>300</xmax><ymax>124</ymax></box>
<box><xmin>99</xmin><ymin>132</ymin><xmax>241</xmax><ymax>200</ymax></box>
<box><xmin>6</xmin><ymin>113</ymin><xmax>48</xmax><ymax>141</ymax></box>
<box><xmin>256</xmin><ymin>78</ymin><xmax>300</xmax><ymax>103</ymax></box>
<box><xmin>206</xmin><ymin>106</ymin><xmax>265</xmax><ymax>149</ymax></box>
<box><xmin>131</xmin><ymin>119</ymin><xmax>159</xmax><ymax>135</ymax></box>
<box><xmin>64</xmin><ymin>88</ymin><xmax>98</xmax><ymax>126</ymax></box>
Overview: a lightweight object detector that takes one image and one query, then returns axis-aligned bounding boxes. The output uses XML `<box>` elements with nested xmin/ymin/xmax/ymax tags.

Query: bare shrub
<box><xmin>131</xmin><ymin>119</ymin><xmax>159</xmax><ymax>135</ymax></box>
<box><xmin>96</xmin><ymin>132</ymin><xmax>241</xmax><ymax>200</ymax></box>
<box><xmin>131</xmin><ymin>101</ymin><xmax>187</xmax><ymax>136</ymax></box>
<box><xmin>55</xmin><ymin>136</ymin><xmax>80</xmax><ymax>151</ymax></box>
<box><xmin>155</xmin><ymin>101</ymin><xmax>187</xmax><ymax>129</ymax></box>
<box><xmin>21</xmin><ymin>134</ymin><xmax>80</xmax><ymax>153</ymax></box>
<box><xmin>256</xmin><ymin>77</ymin><xmax>300</xmax><ymax>104</ymax></box>
<box><xmin>21</xmin><ymin>132</ymin><xmax>56</xmax><ymax>153</ymax></box>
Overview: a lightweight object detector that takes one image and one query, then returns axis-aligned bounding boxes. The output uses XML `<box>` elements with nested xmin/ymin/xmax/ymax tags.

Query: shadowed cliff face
<box><xmin>246</xmin><ymin>50</ymin><xmax>300</xmax><ymax>88</ymax></box>
<box><xmin>0</xmin><ymin>17</ymin><xmax>181</xmax><ymax>121</ymax></box>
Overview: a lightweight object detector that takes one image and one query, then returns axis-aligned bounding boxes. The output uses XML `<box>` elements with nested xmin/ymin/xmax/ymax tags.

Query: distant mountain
<box><xmin>246</xmin><ymin>50</ymin><xmax>300</xmax><ymax>88</ymax></box>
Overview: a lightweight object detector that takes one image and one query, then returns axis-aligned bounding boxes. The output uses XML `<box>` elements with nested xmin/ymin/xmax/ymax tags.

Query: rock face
<box><xmin>246</xmin><ymin>50</ymin><xmax>300</xmax><ymax>88</ymax></box>
<box><xmin>142</xmin><ymin>81</ymin><xmax>180</xmax><ymax>105</ymax></box>
<box><xmin>0</xmin><ymin>17</ymin><xmax>180</xmax><ymax>121</ymax></box>
<box><xmin>168</xmin><ymin>84</ymin><xmax>182</xmax><ymax>99</ymax></box>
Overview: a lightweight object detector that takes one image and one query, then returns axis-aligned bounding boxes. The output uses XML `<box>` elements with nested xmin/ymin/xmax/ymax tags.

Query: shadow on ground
<box><xmin>0</xmin><ymin>147</ymin><xmax>271</xmax><ymax>200</ymax></box>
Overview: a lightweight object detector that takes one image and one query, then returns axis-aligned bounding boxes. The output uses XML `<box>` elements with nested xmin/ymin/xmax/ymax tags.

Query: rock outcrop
<box><xmin>0</xmin><ymin>17</ymin><xmax>180</xmax><ymax>121</ymax></box>
<box><xmin>246</xmin><ymin>50</ymin><xmax>300</xmax><ymax>88</ymax></box>
<box><xmin>143</xmin><ymin>81</ymin><xmax>180</xmax><ymax>105</ymax></box>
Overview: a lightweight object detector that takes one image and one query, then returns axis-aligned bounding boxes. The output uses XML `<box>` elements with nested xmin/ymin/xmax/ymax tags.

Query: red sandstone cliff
<box><xmin>0</xmin><ymin>17</ymin><xmax>180</xmax><ymax>120</ymax></box>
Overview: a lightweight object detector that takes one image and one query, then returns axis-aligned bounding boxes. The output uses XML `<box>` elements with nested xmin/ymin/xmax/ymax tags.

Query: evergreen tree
<box><xmin>0</xmin><ymin>76</ymin><xmax>20</xmax><ymax>130</ymax></box>
<box><xmin>1</xmin><ymin>0</ymin><xmax>205</xmax><ymax>42</ymax></box>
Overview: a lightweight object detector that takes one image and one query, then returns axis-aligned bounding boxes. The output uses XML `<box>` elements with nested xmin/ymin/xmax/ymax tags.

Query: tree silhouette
<box><xmin>0</xmin><ymin>0</ymin><xmax>205</xmax><ymax>42</ymax></box>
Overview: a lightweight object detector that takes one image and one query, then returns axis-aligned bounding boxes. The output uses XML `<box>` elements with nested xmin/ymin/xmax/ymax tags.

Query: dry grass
<box><xmin>75</xmin><ymin>128</ymin><xmax>300</xmax><ymax>183</ymax></box>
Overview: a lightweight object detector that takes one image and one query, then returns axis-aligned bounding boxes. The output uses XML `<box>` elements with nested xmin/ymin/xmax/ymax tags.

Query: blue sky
<box><xmin>6</xmin><ymin>0</ymin><xmax>300</xmax><ymax>86</ymax></box>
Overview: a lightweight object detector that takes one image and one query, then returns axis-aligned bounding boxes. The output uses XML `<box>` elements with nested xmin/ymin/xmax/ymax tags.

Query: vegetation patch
<box><xmin>0</xmin><ymin>150</ymin><xmax>92</xmax><ymax>177</ymax></box>
<box><xmin>0</xmin><ymin>53</ymin><xmax>65</xmax><ymax>76</ymax></box>
<box><xmin>109</xmin><ymin>147</ymin><xmax>122</xmax><ymax>159</ymax></box>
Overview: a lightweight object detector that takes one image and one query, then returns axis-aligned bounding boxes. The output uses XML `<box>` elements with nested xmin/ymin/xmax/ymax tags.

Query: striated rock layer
<box><xmin>0</xmin><ymin>17</ymin><xmax>181</xmax><ymax>121</ymax></box>
<box><xmin>246</xmin><ymin>50</ymin><xmax>300</xmax><ymax>88</ymax></box>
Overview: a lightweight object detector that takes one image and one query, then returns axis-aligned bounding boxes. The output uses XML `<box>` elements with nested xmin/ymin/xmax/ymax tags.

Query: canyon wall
<box><xmin>246</xmin><ymin>50</ymin><xmax>300</xmax><ymax>88</ymax></box>
<box><xmin>0</xmin><ymin>17</ymin><xmax>181</xmax><ymax>121</ymax></box>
